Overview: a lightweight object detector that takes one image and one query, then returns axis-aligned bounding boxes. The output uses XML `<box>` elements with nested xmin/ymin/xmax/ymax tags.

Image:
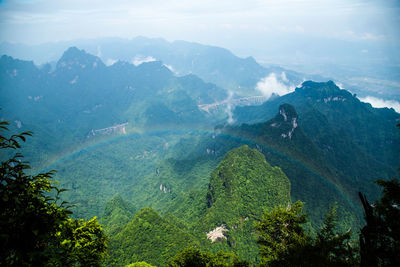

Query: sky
<box><xmin>0</xmin><ymin>0</ymin><xmax>399</xmax><ymax>49</ymax></box>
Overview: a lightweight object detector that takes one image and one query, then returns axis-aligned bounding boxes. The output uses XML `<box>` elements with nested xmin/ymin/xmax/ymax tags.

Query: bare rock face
<box><xmin>206</xmin><ymin>225</ymin><xmax>228</xmax><ymax>242</ymax></box>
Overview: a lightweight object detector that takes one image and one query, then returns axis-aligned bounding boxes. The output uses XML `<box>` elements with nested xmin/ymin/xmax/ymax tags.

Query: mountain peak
<box><xmin>56</xmin><ymin>46</ymin><xmax>104</xmax><ymax>70</ymax></box>
<box><xmin>293</xmin><ymin>80</ymin><xmax>356</xmax><ymax>106</ymax></box>
<box><xmin>278</xmin><ymin>103</ymin><xmax>298</xmax><ymax>122</ymax></box>
<box><xmin>267</xmin><ymin>104</ymin><xmax>299</xmax><ymax>139</ymax></box>
<box><xmin>0</xmin><ymin>55</ymin><xmax>38</xmax><ymax>77</ymax></box>
<box><xmin>205</xmin><ymin>144</ymin><xmax>290</xmax><ymax>222</ymax></box>
<box><xmin>135</xmin><ymin>60</ymin><xmax>173</xmax><ymax>76</ymax></box>
<box><xmin>296</xmin><ymin>80</ymin><xmax>347</xmax><ymax>97</ymax></box>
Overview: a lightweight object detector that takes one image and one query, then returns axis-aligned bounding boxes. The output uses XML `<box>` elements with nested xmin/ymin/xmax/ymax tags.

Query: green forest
<box><xmin>1</xmin><ymin>41</ymin><xmax>400</xmax><ymax>267</ymax></box>
<box><xmin>1</xmin><ymin>121</ymin><xmax>399</xmax><ymax>266</ymax></box>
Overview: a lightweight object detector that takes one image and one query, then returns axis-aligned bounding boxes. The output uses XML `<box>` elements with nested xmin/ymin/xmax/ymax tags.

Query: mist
<box><xmin>0</xmin><ymin>0</ymin><xmax>399</xmax><ymax>107</ymax></box>
<box><xmin>255</xmin><ymin>72</ymin><xmax>294</xmax><ymax>99</ymax></box>
<box><xmin>359</xmin><ymin>96</ymin><xmax>400</xmax><ymax>113</ymax></box>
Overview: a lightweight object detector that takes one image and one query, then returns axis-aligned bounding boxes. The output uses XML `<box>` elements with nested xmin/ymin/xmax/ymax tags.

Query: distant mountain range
<box><xmin>0</xmin><ymin>47</ymin><xmax>229</xmax><ymax>166</ymax></box>
<box><xmin>1</xmin><ymin>43</ymin><xmax>399</xmax><ymax>266</ymax></box>
<box><xmin>2</xmin><ymin>37</ymin><xmax>399</xmax><ymax>101</ymax></box>
<box><xmin>0</xmin><ymin>37</ymin><xmax>320</xmax><ymax>96</ymax></box>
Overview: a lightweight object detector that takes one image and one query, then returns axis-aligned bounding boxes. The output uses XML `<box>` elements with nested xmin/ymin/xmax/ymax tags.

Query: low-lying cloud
<box><xmin>225</xmin><ymin>91</ymin><xmax>235</xmax><ymax>124</ymax></box>
<box><xmin>105</xmin><ymin>58</ymin><xmax>117</xmax><ymax>66</ymax></box>
<box><xmin>359</xmin><ymin>96</ymin><xmax>400</xmax><ymax>113</ymax></box>
<box><xmin>335</xmin><ymin>82</ymin><xmax>345</xmax><ymax>89</ymax></box>
<box><xmin>163</xmin><ymin>64</ymin><xmax>178</xmax><ymax>75</ymax></box>
<box><xmin>132</xmin><ymin>55</ymin><xmax>156</xmax><ymax>66</ymax></box>
<box><xmin>256</xmin><ymin>72</ymin><xmax>294</xmax><ymax>99</ymax></box>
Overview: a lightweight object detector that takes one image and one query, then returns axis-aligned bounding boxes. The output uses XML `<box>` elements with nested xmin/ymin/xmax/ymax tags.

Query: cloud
<box><xmin>335</xmin><ymin>81</ymin><xmax>345</xmax><ymax>89</ymax></box>
<box><xmin>256</xmin><ymin>72</ymin><xmax>294</xmax><ymax>99</ymax></box>
<box><xmin>163</xmin><ymin>64</ymin><xmax>177</xmax><ymax>74</ymax></box>
<box><xmin>359</xmin><ymin>96</ymin><xmax>400</xmax><ymax>113</ymax></box>
<box><xmin>105</xmin><ymin>58</ymin><xmax>117</xmax><ymax>66</ymax></box>
<box><xmin>225</xmin><ymin>91</ymin><xmax>235</xmax><ymax>124</ymax></box>
<box><xmin>132</xmin><ymin>55</ymin><xmax>156</xmax><ymax>66</ymax></box>
<box><xmin>360</xmin><ymin>32</ymin><xmax>385</xmax><ymax>41</ymax></box>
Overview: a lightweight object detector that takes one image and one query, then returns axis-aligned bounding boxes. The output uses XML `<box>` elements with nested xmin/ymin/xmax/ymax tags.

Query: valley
<box><xmin>1</xmin><ymin>39</ymin><xmax>399</xmax><ymax>266</ymax></box>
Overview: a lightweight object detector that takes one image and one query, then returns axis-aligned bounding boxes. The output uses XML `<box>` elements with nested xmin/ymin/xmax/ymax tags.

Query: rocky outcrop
<box><xmin>269</xmin><ymin>104</ymin><xmax>299</xmax><ymax>139</ymax></box>
<box><xmin>206</xmin><ymin>225</ymin><xmax>228</xmax><ymax>242</ymax></box>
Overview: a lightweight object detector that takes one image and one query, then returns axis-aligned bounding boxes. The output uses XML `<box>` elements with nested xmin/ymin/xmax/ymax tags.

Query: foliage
<box><xmin>305</xmin><ymin>204</ymin><xmax>359</xmax><ymax>267</ymax></box>
<box><xmin>102</xmin><ymin>194</ymin><xmax>136</xmax><ymax>236</ymax></box>
<box><xmin>359</xmin><ymin>178</ymin><xmax>400</xmax><ymax>267</ymax></box>
<box><xmin>225</xmin><ymin>101</ymin><xmax>385</xmax><ymax>229</ymax></box>
<box><xmin>206</xmin><ymin>145</ymin><xmax>291</xmax><ymax>220</ymax></box>
<box><xmin>168</xmin><ymin>247</ymin><xmax>248</xmax><ymax>267</ymax></box>
<box><xmin>200</xmin><ymin>145</ymin><xmax>291</xmax><ymax>262</ymax></box>
<box><xmin>256</xmin><ymin>201</ymin><xmax>358</xmax><ymax>267</ymax></box>
<box><xmin>256</xmin><ymin>201</ymin><xmax>308</xmax><ymax>266</ymax></box>
<box><xmin>2</xmin><ymin>50</ymin><xmax>399</xmax><ymax>266</ymax></box>
<box><xmin>50</xmin><ymin>217</ymin><xmax>108</xmax><ymax>266</ymax></box>
<box><xmin>0</xmin><ymin>121</ymin><xmax>107</xmax><ymax>266</ymax></box>
<box><xmin>233</xmin><ymin>81</ymin><xmax>400</xmax><ymax>225</ymax></box>
<box><xmin>108</xmin><ymin>207</ymin><xmax>198</xmax><ymax>267</ymax></box>
<box><xmin>126</xmin><ymin>261</ymin><xmax>156</xmax><ymax>267</ymax></box>
<box><xmin>104</xmin><ymin>143</ymin><xmax>293</xmax><ymax>265</ymax></box>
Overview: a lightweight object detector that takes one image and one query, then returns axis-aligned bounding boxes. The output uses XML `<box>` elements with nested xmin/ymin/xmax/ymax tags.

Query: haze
<box><xmin>0</xmin><ymin>0</ymin><xmax>399</xmax><ymax>108</ymax></box>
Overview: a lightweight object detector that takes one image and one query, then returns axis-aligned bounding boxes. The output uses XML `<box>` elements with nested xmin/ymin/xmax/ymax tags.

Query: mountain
<box><xmin>2</xmin><ymin>44</ymin><xmax>398</xmax><ymax>266</ymax></box>
<box><xmin>107</xmin><ymin>207</ymin><xmax>198</xmax><ymax>267</ymax></box>
<box><xmin>102</xmin><ymin>194</ymin><xmax>137</xmax><ymax>236</ymax></box>
<box><xmin>203</xmin><ymin>145</ymin><xmax>290</xmax><ymax>226</ymax></box>
<box><xmin>0</xmin><ymin>47</ymin><xmax>232</xmax><ymax>218</ymax></box>
<box><xmin>233</xmin><ymin>81</ymin><xmax>399</xmax><ymax>180</ymax></box>
<box><xmin>104</xmin><ymin>145</ymin><xmax>291</xmax><ymax>265</ymax></box>
<box><xmin>220</xmin><ymin>104</ymin><xmax>361</xmax><ymax>226</ymax></box>
<box><xmin>0</xmin><ymin>37</ymin><xmax>304</xmax><ymax>96</ymax></box>
<box><xmin>0</xmin><ymin>47</ymin><xmax>228</xmax><ymax>167</ymax></box>
<box><xmin>199</xmin><ymin>145</ymin><xmax>291</xmax><ymax>262</ymax></box>
<box><xmin>216</xmin><ymin>83</ymin><xmax>400</xmax><ymax>226</ymax></box>
<box><xmin>3</xmin><ymin>37</ymin><xmax>399</xmax><ymax>100</ymax></box>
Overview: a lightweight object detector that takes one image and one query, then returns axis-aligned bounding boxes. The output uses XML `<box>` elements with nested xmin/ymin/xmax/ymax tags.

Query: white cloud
<box><xmin>163</xmin><ymin>64</ymin><xmax>177</xmax><ymax>74</ymax></box>
<box><xmin>105</xmin><ymin>58</ymin><xmax>117</xmax><ymax>66</ymax></box>
<box><xmin>359</xmin><ymin>96</ymin><xmax>400</xmax><ymax>113</ymax></box>
<box><xmin>335</xmin><ymin>82</ymin><xmax>345</xmax><ymax>89</ymax></box>
<box><xmin>225</xmin><ymin>91</ymin><xmax>235</xmax><ymax>124</ymax></box>
<box><xmin>132</xmin><ymin>55</ymin><xmax>156</xmax><ymax>66</ymax></box>
<box><xmin>360</xmin><ymin>32</ymin><xmax>385</xmax><ymax>41</ymax></box>
<box><xmin>256</xmin><ymin>72</ymin><xmax>294</xmax><ymax>99</ymax></box>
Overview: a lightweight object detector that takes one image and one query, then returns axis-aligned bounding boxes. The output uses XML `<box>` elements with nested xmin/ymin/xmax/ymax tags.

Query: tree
<box><xmin>0</xmin><ymin>121</ymin><xmax>107</xmax><ymax>266</ymax></box>
<box><xmin>50</xmin><ymin>217</ymin><xmax>107</xmax><ymax>266</ymax></box>
<box><xmin>256</xmin><ymin>201</ymin><xmax>309</xmax><ymax>266</ymax></box>
<box><xmin>256</xmin><ymin>201</ymin><xmax>358</xmax><ymax>267</ymax></box>
<box><xmin>126</xmin><ymin>262</ymin><xmax>156</xmax><ymax>267</ymax></box>
<box><xmin>168</xmin><ymin>247</ymin><xmax>248</xmax><ymax>267</ymax></box>
<box><xmin>308</xmin><ymin>204</ymin><xmax>358</xmax><ymax>266</ymax></box>
<box><xmin>359</xmin><ymin>178</ymin><xmax>400</xmax><ymax>267</ymax></box>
